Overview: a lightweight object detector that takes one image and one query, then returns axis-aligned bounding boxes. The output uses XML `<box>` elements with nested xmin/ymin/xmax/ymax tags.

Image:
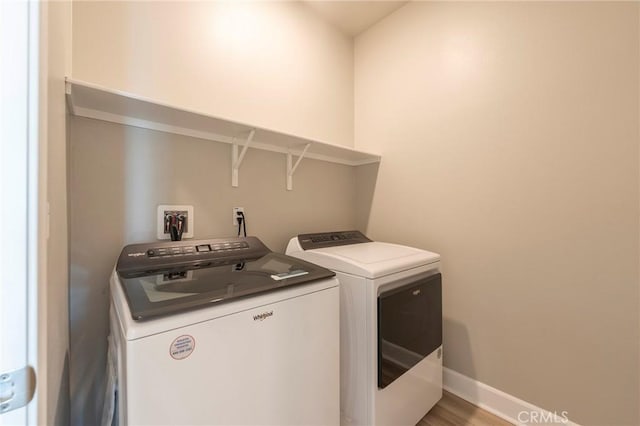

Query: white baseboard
<box><xmin>443</xmin><ymin>367</ymin><xmax>580</xmax><ymax>426</ymax></box>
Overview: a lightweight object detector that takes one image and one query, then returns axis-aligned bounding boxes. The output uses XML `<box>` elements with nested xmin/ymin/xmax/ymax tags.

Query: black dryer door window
<box><xmin>377</xmin><ymin>272</ymin><xmax>442</xmax><ymax>388</ymax></box>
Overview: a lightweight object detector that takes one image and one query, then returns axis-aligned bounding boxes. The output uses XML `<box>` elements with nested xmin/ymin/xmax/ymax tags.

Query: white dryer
<box><xmin>109</xmin><ymin>236</ymin><xmax>340</xmax><ymax>425</ymax></box>
<box><xmin>286</xmin><ymin>231</ymin><xmax>442</xmax><ymax>426</ymax></box>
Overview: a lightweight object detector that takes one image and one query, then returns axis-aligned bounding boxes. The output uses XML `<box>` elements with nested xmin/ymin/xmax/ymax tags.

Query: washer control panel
<box><xmin>116</xmin><ymin>237</ymin><xmax>268</xmax><ymax>276</ymax></box>
<box><xmin>298</xmin><ymin>230</ymin><xmax>371</xmax><ymax>250</ymax></box>
<box><xmin>146</xmin><ymin>241</ymin><xmax>249</xmax><ymax>258</ymax></box>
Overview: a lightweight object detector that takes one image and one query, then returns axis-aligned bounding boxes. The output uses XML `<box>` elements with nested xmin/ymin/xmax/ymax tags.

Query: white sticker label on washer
<box><xmin>170</xmin><ymin>335</ymin><xmax>195</xmax><ymax>360</ymax></box>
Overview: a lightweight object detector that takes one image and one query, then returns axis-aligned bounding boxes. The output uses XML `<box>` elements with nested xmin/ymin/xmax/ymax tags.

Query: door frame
<box><xmin>0</xmin><ymin>0</ymin><xmax>48</xmax><ymax>424</ymax></box>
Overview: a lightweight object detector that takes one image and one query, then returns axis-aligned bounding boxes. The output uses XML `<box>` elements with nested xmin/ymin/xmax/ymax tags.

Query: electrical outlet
<box><xmin>233</xmin><ymin>207</ymin><xmax>245</xmax><ymax>225</ymax></box>
<box><xmin>157</xmin><ymin>205</ymin><xmax>194</xmax><ymax>240</ymax></box>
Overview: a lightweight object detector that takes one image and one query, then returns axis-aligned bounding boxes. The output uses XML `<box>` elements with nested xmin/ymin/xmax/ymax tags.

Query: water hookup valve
<box><xmin>164</xmin><ymin>213</ymin><xmax>187</xmax><ymax>241</ymax></box>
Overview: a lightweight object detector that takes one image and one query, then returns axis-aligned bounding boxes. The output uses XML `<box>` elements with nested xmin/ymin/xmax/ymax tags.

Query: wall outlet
<box><xmin>157</xmin><ymin>205</ymin><xmax>194</xmax><ymax>240</ymax></box>
<box><xmin>233</xmin><ymin>207</ymin><xmax>245</xmax><ymax>225</ymax></box>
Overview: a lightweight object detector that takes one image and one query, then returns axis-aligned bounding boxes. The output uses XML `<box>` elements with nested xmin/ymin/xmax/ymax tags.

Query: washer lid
<box><xmin>116</xmin><ymin>237</ymin><xmax>335</xmax><ymax>321</ymax></box>
<box><xmin>302</xmin><ymin>242</ymin><xmax>440</xmax><ymax>279</ymax></box>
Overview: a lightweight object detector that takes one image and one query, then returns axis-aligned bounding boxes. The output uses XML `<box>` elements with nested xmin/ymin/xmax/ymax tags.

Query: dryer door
<box><xmin>377</xmin><ymin>273</ymin><xmax>442</xmax><ymax>388</ymax></box>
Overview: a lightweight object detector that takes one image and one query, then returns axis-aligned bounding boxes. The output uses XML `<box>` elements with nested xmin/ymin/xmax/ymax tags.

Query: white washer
<box><xmin>286</xmin><ymin>231</ymin><xmax>442</xmax><ymax>426</ymax></box>
<box><xmin>109</xmin><ymin>237</ymin><xmax>340</xmax><ymax>425</ymax></box>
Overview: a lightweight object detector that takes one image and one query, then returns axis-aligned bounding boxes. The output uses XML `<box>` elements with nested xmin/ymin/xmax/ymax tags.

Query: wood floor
<box><xmin>418</xmin><ymin>391</ymin><xmax>513</xmax><ymax>426</ymax></box>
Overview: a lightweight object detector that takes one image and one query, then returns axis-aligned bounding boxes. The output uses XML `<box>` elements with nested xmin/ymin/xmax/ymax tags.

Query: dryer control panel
<box><xmin>298</xmin><ymin>230</ymin><xmax>371</xmax><ymax>250</ymax></box>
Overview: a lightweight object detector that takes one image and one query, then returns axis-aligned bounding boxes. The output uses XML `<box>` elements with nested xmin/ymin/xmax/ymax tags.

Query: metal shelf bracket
<box><xmin>286</xmin><ymin>143</ymin><xmax>312</xmax><ymax>191</ymax></box>
<box><xmin>231</xmin><ymin>129</ymin><xmax>255</xmax><ymax>187</ymax></box>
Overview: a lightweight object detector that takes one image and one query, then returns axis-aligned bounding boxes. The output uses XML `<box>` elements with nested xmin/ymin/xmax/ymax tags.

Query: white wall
<box><xmin>355</xmin><ymin>2</ymin><xmax>639</xmax><ymax>425</ymax></box>
<box><xmin>42</xmin><ymin>1</ymin><xmax>71</xmax><ymax>424</ymax></box>
<box><xmin>72</xmin><ymin>1</ymin><xmax>354</xmax><ymax>147</ymax></box>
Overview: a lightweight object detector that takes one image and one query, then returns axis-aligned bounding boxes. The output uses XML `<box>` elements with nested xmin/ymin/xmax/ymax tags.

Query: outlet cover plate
<box><xmin>157</xmin><ymin>204</ymin><xmax>194</xmax><ymax>240</ymax></box>
<box><xmin>233</xmin><ymin>207</ymin><xmax>245</xmax><ymax>225</ymax></box>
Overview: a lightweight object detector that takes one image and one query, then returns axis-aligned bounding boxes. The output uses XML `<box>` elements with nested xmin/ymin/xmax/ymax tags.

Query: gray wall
<box><xmin>69</xmin><ymin>116</ymin><xmax>360</xmax><ymax>425</ymax></box>
<box><xmin>354</xmin><ymin>2</ymin><xmax>639</xmax><ymax>424</ymax></box>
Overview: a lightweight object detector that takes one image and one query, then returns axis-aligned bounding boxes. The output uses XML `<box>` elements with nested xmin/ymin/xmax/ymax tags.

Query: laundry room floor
<box><xmin>418</xmin><ymin>391</ymin><xmax>513</xmax><ymax>426</ymax></box>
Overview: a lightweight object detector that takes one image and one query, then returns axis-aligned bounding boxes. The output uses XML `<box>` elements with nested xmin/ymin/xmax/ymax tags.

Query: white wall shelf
<box><xmin>65</xmin><ymin>78</ymin><xmax>381</xmax><ymax>189</ymax></box>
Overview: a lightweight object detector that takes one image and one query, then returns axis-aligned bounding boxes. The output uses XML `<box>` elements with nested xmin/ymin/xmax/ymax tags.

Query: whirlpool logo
<box><xmin>253</xmin><ymin>311</ymin><xmax>273</xmax><ymax>321</ymax></box>
<box><xmin>127</xmin><ymin>252</ymin><xmax>146</xmax><ymax>257</ymax></box>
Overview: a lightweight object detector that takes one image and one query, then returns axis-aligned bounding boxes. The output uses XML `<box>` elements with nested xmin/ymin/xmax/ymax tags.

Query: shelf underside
<box><xmin>66</xmin><ymin>79</ymin><xmax>381</xmax><ymax>166</ymax></box>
